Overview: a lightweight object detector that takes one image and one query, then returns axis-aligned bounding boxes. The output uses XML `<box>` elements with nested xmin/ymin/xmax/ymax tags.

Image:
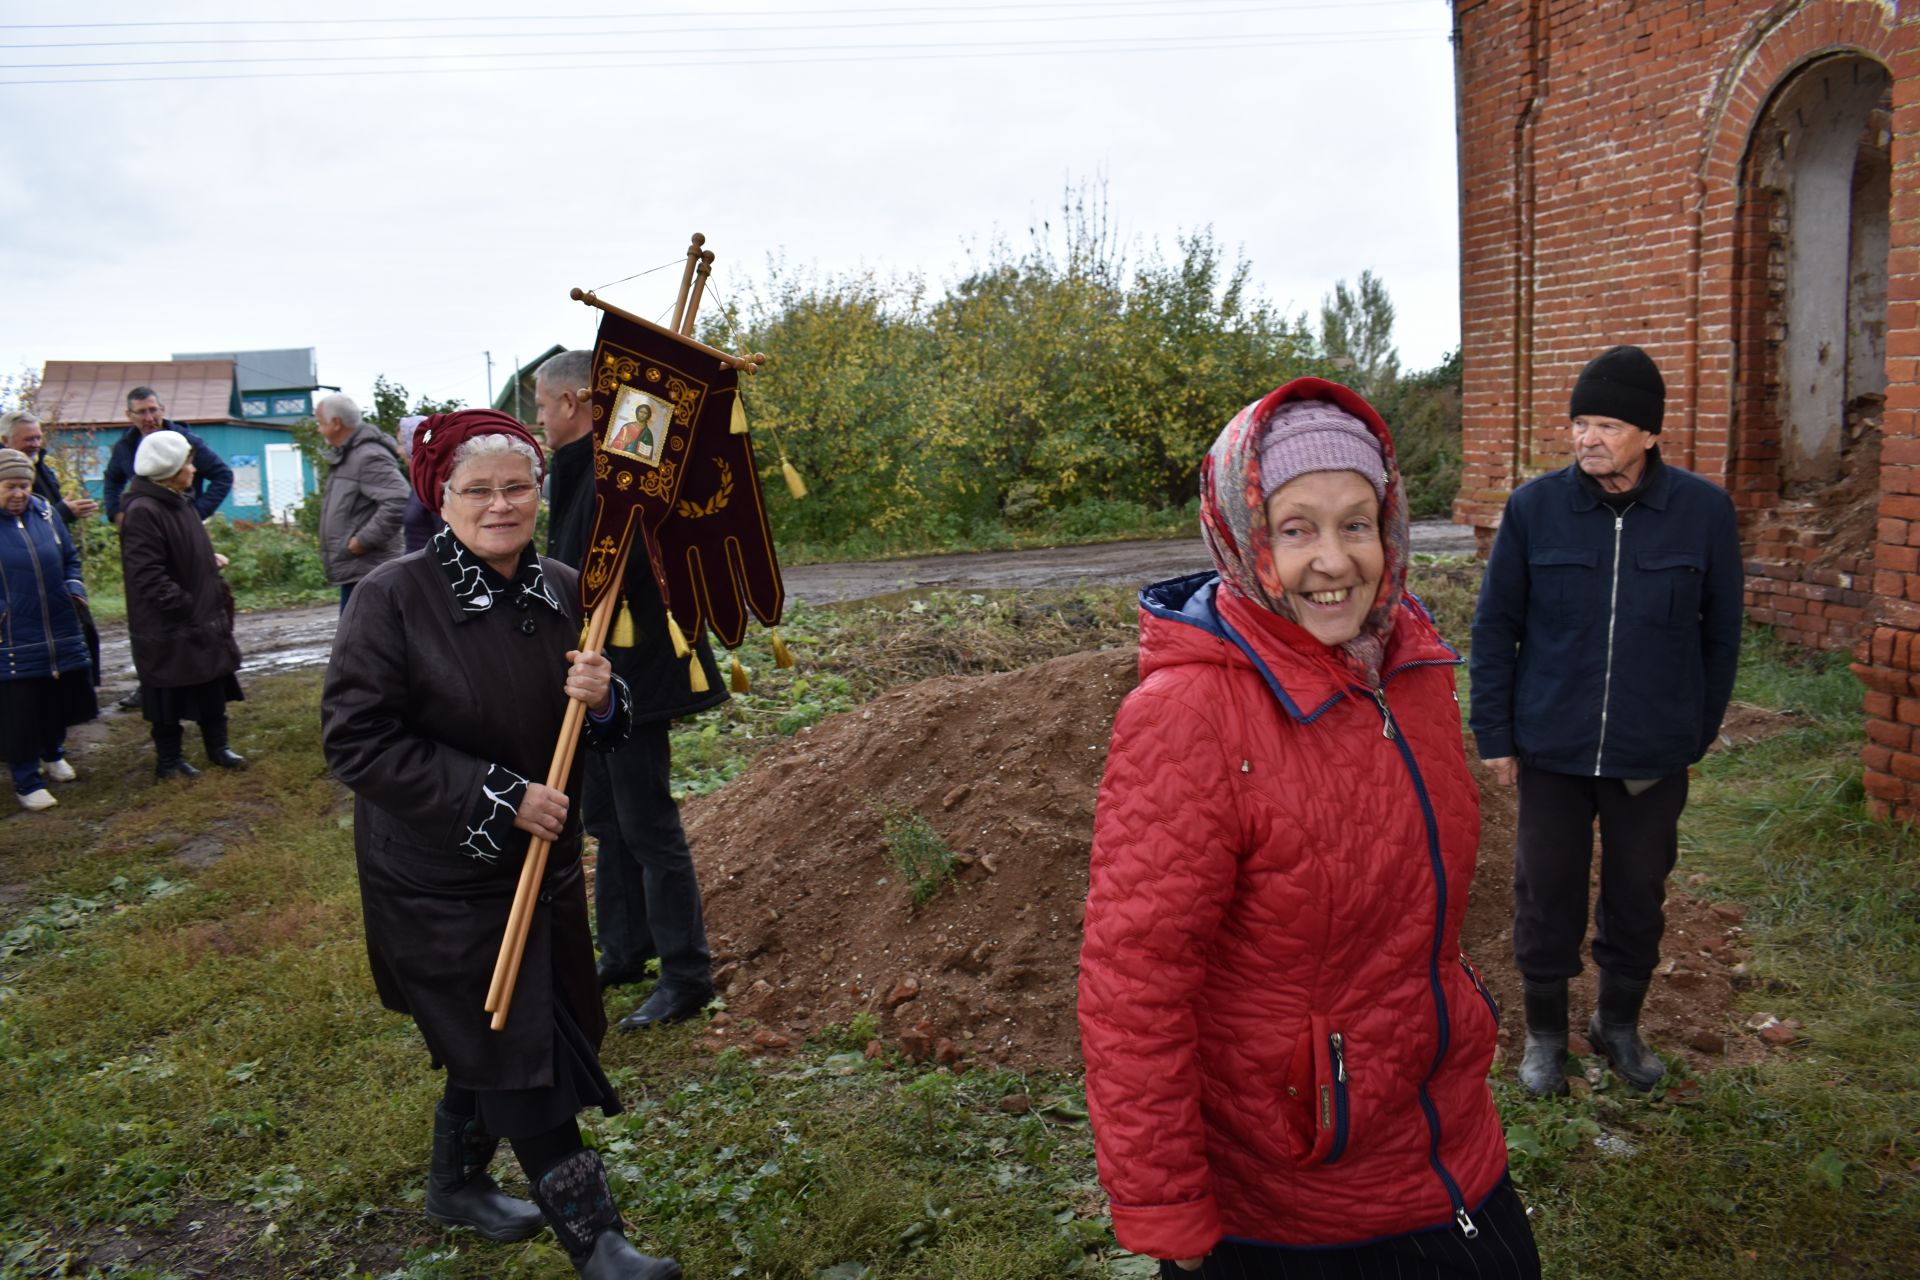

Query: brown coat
<box><xmin>320</xmin><ymin>550</ymin><xmax>607</xmax><ymax>1090</ymax></box>
<box><xmin>118</xmin><ymin>477</ymin><xmax>240</xmax><ymax>689</ymax></box>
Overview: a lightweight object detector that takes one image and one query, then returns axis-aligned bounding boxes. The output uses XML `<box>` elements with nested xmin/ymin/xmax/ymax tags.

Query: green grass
<box><xmin>1</xmin><ymin>585</ymin><xmax>1914</xmax><ymax>1277</ymax></box>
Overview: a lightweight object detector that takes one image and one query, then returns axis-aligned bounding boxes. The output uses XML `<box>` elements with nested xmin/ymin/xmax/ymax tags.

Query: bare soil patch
<box><xmin>688</xmin><ymin>649</ymin><xmax>1804</xmax><ymax>1077</ymax></box>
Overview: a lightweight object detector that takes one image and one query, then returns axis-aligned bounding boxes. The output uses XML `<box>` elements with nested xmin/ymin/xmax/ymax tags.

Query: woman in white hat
<box><xmin>118</xmin><ymin>430</ymin><xmax>245</xmax><ymax>778</ymax></box>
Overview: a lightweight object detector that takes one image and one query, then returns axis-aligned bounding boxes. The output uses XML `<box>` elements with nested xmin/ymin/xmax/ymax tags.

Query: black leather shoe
<box><xmin>617</xmin><ymin>984</ymin><xmax>713</xmax><ymax>1031</ymax></box>
<box><xmin>154</xmin><ymin>756</ymin><xmax>201</xmax><ymax>781</ymax></box>
<box><xmin>425</xmin><ymin>1103</ymin><xmax>544</xmax><ymax>1242</ymax></box>
<box><xmin>116</xmin><ymin>688</ymin><xmax>143</xmax><ymax>711</ymax></box>
<box><xmin>206</xmin><ymin>747</ymin><xmax>248</xmax><ymax>770</ymax></box>
<box><xmin>597</xmin><ymin>961</ymin><xmax>654</xmax><ymax>991</ymax></box>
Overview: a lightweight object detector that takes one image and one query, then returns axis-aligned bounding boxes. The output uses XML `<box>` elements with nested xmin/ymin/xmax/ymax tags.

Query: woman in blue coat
<box><xmin>0</xmin><ymin>448</ymin><xmax>97</xmax><ymax>811</ymax></box>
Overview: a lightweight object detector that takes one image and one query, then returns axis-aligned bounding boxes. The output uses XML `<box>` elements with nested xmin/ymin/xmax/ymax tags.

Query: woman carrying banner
<box><xmin>321</xmin><ymin>409</ymin><xmax>679</xmax><ymax>1280</ymax></box>
<box><xmin>1077</xmin><ymin>379</ymin><xmax>1539</xmax><ymax>1278</ymax></box>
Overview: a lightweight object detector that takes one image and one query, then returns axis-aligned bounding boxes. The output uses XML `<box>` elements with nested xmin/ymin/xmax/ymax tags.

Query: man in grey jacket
<box><xmin>315</xmin><ymin>394</ymin><xmax>409</xmax><ymax>610</ymax></box>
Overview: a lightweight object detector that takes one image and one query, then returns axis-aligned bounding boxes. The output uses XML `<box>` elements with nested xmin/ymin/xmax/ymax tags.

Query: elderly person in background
<box><xmin>0</xmin><ymin>448</ymin><xmax>97</xmax><ymax>811</ymax></box>
<box><xmin>315</xmin><ymin>393</ymin><xmax>410</xmax><ymax>611</ymax></box>
<box><xmin>398</xmin><ymin>416</ymin><xmax>442</xmax><ymax>554</ymax></box>
<box><xmin>1079</xmin><ymin>379</ymin><xmax>1537</xmax><ymax>1278</ymax></box>
<box><xmin>3</xmin><ymin>410</ymin><xmax>101</xmax><ymax>529</ymax></box>
<box><xmin>321</xmin><ymin>410</ymin><xmax>679</xmax><ymax>1280</ymax></box>
<box><xmin>119</xmin><ymin>431</ymin><xmax>246</xmax><ymax>779</ymax></box>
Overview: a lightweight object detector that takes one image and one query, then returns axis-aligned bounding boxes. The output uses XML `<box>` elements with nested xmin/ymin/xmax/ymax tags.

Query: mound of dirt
<box><xmin>685</xmin><ymin>649</ymin><xmax>1790</xmax><ymax>1075</ymax></box>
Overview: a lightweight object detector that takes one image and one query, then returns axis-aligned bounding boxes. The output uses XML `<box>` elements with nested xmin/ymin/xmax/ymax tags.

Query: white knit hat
<box><xmin>134</xmin><ymin>430</ymin><xmax>191</xmax><ymax>479</ymax></box>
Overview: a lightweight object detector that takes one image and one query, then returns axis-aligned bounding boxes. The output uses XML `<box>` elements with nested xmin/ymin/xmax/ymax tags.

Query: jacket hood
<box><xmin>1138</xmin><ymin>570</ymin><xmax>1458</xmax><ymax>724</ymax></box>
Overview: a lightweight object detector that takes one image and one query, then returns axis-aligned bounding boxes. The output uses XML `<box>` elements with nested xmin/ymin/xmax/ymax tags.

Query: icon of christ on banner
<box><xmin>605</xmin><ymin>385</ymin><xmax>672</xmax><ymax>466</ymax></box>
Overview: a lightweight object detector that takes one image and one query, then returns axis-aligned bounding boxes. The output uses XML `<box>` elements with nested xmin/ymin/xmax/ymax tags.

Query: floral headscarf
<box><xmin>1198</xmin><ymin>376</ymin><xmax>1411</xmax><ymax>687</ymax></box>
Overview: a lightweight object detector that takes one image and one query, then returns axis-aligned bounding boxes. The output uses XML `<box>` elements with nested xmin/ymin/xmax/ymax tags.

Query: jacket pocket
<box><xmin>1460</xmin><ymin>954</ymin><xmax>1501</xmax><ymax>1027</ymax></box>
<box><xmin>1636</xmin><ymin>550</ymin><xmax>1705</xmax><ymax>626</ymax></box>
<box><xmin>1284</xmin><ymin>1014</ymin><xmax>1352</xmax><ymax>1165</ymax></box>
<box><xmin>1529</xmin><ymin>546</ymin><xmax>1598</xmax><ymax>625</ymax></box>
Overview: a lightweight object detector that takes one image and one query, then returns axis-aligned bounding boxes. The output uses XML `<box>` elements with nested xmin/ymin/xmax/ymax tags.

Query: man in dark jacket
<box><xmin>103</xmin><ymin>387</ymin><xmax>232</xmax><ymax>526</ymax></box>
<box><xmin>536</xmin><ymin>349</ymin><xmax>727</xmax><ymax>1030</ymax></box>
<box><xmin>315</xmin><ymin>393</ymin><xmax>409</xmax><ymax>610</ymax></box>
<box><xmin>4</xmin><ymin>410</ymin><xmax>101</xmax><ymax>530</ymax></box>
<box><xmin>1470</xmin><ymin>345</ymin><xmax>1743</xmax><ymax>1100</ymax></box>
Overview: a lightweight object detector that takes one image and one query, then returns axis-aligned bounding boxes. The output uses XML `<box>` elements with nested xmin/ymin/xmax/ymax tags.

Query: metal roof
<box><xmin>37</xmin><ymin>359</ymin><xmax>241</xmax><ymax>428</ymax></box>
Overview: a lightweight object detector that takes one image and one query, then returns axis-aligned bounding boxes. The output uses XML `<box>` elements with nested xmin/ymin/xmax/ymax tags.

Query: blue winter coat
<box><xmin>0</xmin><ymin>495</ymin><xmax>90</xmax><ymax>681</ymax></box>
<box><xmin>1468</xmin><ymin>451</ymin><xmax>1744</xmax><ymax>778</ymax></box>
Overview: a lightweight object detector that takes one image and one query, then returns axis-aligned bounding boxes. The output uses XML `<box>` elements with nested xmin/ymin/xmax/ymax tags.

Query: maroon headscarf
<box><xmin>409</xmin><ymin>409</ymin><xmax>545</xmax><ymax>515</ymax></box>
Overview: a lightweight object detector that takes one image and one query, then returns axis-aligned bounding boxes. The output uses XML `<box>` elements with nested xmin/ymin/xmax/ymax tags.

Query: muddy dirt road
<box><xmin>93</xmin><ymin>523</ymin><xmax>1476</xmax><ymax>688</ymax></box>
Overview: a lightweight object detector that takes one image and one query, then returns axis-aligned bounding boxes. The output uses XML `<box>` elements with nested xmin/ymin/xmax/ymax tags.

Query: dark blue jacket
<box><xmin>1</xmin><ymin>495</ymin><xmax>90</xmax><ymax>681</ymax></box>
<box><xmin>102</xmin><ymin>422</ymin><xmax>232</xmax><ymax>523</ymax></box>
<box><xmin>1469</xmin><ymin>451</ymin><xmax>1744</xmax><ymax>778</ymax></box>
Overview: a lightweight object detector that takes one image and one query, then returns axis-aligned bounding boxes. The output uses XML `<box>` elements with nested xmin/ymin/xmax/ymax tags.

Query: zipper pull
<box><xmin>1615</xmin><ymin>514</ymin><xmax>1624</xmax><ymax>532</ymax></box>
<box><xmin>1455</xmin><ymin>1207</ymin><xmax>1479</xmax><ymax>1239</ymax></box>
<box><xmin>1369</xmin><ymin>689</ymin><xmax>1396</xmax><ymax>740</ymax></box>
<box><xmin>1330</xmin><ymin>1031</ymin><xmax>1347</xmax><ymax>1083</ymax></box>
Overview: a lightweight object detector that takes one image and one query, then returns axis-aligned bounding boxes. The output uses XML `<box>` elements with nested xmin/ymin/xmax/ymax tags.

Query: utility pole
<box><xmin>484</xmin><ymin>351</ymin><xmax>495</xmax><ymax>407</ymax></box>
<box><xmin>512</xmin><ymin>353</ymin><xmax>522</xmax><ymax>421</ymax></box>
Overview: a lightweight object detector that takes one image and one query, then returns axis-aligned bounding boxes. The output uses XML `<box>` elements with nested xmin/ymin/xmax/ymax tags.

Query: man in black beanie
<box><xmin>1468</xmin><ymin>344</ymin><xmax>1744</xmax><ymax>1099</ymax></box>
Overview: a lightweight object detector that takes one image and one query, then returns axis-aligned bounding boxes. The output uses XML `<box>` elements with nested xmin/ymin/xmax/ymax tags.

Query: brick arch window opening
<box><xmin>1732</xmin><ymin>53</ymin><xmax>1890</xmax><ymax>524</ymax></box>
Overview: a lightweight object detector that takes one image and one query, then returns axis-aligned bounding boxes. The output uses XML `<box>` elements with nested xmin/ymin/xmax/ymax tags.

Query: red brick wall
<box><xmin>1452</xmin><ymin>0</ymin><xmax>1920</xmax><ymax>820</ymax></box>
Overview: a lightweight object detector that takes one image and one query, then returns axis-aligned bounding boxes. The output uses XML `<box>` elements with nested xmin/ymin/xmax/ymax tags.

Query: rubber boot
<box><xmin>1588</xmin><ymin>970</ymin><xmax>1666</xmax><ymax>1091</ymax></box>
<box><xmin>532</xmin><ymin>1149</ymin><xmax>681</xmax><ymax>1280</ymax></box>
<box><xmin>152</xmin><ymin>726</ymin><xmax>201</xmax><ymax>781</ymax></box>
<box><xmin>1517</xmin><ymin>977</ymin><xmax>1571</xmax><ymax>1098</ymax></box>
<box><xmin>425</xmin><ymin>1103</ymin><xmax>544</xmax><ymax>1242</ymax></box>
<box><xmin>201</xmin><ymin>718</ymin><xmax>248</xmax><ymax>770</ymax></box>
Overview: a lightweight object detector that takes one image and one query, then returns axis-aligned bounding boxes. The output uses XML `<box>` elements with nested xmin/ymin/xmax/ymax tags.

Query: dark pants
<box><xmin>1159</xmin><ymin>1178</ymin><xmax>1539</xmax><ymax>1279</ymax></box>
<box><xmin>339</xmin><ymin>582</ymin><xmax>356</xmax><ymax>612</ymax></box>
<box><xmin>583</xmin><ymin>723</ymin><xmax>712</xmax><ymax>992</ymax></box>
<box><xmin>1512</xmin><ymin>764</ymin><xmax>1690</xmax><ymax>982</ymax></box>
<box><xmin>9</xmin><ymin>746</ymin><xmax>63</xmax><ymax>796</ymax></box>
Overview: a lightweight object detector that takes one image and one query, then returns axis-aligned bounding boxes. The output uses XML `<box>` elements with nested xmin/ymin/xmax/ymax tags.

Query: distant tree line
<box><xmin>707</xmin><ymin>193</ymin><xmax>1462</xmax><ymax>557</ymax></box>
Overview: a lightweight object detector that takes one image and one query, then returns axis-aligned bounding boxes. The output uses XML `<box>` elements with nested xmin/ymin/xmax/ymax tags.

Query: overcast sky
<box><xmin>0</xmin><ymin>0</ymin><xmax>1460</xmax><ymax>414</ymax></box>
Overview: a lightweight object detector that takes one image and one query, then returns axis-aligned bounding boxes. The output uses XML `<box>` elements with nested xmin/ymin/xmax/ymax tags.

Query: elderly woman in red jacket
<box><xmin>1078</xmin><ymin>378</ymin><xmax>1539</xmax><ymax>1279</ymax></box>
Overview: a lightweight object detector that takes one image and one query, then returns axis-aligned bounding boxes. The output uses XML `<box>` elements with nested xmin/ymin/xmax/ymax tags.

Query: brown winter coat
<box><xmin>319</xmin><ymin>550</ymin><xmax>607</xmax><ymax>1090</ymax></box>
<box><xmin>118</xmin><ymin>477</ymin><xmax>240</xmax><ymax>689</ymax></box>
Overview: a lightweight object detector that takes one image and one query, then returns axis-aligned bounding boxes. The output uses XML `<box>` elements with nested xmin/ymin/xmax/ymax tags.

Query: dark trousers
<box><xmin>583</xmin><ymin>723</ymin><xmax>712</xmax><ymax>991</ymax></box>
<box><xmin>1159</xmin><ymin>1178</ymin><xmax>1539</xmax><ymax>1279</ymax></box>
<box><xmin>1512</xmin><ymin>764</ymin><xmax>1690</xmax><ymax>982</ymax></box>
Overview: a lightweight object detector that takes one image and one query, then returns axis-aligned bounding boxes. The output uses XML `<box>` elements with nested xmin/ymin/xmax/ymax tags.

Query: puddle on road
<box><xmin>242</xmin><ymin>646</ymin><xmax>333</xmax><ymax>675</ymax></box>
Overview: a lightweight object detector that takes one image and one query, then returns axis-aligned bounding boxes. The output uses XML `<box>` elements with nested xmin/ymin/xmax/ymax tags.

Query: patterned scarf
<box><xmin>1198</xmin><ymin>377</ymin><xmax>1411</xmax><ymax>687</ymax></box>
<box><xmin>430</xmin><ymin>525</ymin><xmax>564</xmax><ymax>616</ymax></box>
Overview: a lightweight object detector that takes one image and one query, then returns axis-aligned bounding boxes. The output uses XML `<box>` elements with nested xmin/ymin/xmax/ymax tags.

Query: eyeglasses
<box><xmin>448</xmin><ymin>482</ymin><xmax>540</xmax><ymax>508</ymax></box>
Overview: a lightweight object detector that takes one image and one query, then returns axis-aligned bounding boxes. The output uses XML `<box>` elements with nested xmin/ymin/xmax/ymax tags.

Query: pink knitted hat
<box><xmin>1256</xmin><ymin>398</ymin><xmax>1386</xmax><ymax>502</ymax></box>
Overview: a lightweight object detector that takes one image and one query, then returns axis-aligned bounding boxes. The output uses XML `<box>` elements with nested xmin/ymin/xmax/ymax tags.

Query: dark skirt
<box><xmin>141</xmin><ymin>673</ymin><xmax>244</xmax><ymax>725</ymax></box>
<box><xmin>0</xmin><ymin>673</ymin><xmax>99</xmax><ymax>762</ymax></box>
<box><xmin>470</xmin><ymin>979</ymin><xmax>622</xmax><ymax>1141</ymax></box>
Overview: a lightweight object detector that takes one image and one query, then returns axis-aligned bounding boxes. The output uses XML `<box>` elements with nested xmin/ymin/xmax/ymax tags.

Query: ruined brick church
<box><xmin>1451</xmin><ymin>0</ymin><xmax>1920</xmax><ymax>821</ymax></box>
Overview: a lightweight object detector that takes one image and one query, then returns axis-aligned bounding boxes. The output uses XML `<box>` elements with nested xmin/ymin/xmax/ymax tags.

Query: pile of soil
<box><xmin>685</xmin><ymin>651</ymin><xmax>1785</xmax><ymax>1075</ymax></box>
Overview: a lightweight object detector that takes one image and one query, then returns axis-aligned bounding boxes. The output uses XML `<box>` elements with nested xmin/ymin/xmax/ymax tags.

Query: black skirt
<box><xmin>0</xmin><ymin>673</ymin><xmax>99</xmax><ymax>763</ymax></box>
<box><xmin>141</xmin><ymin>673</ymin><xmax>244</xmax><ymax>725</ymax></box>
<box><xmin>469</xmin><ymin>981</ymin><xmax>623</xmax><ymax>1141</ymax></box>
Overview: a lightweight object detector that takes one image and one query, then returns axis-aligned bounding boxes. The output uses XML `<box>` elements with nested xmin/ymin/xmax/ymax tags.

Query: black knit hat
<box><xmin>1569</xmin><ymin>345</ymin><xmax>1665</xmax><ymax>434</ymax></box>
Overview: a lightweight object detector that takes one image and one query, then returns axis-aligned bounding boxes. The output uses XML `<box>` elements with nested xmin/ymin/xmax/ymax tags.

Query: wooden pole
<box><xmin>570</xmin><ymin>287</ymin><xmax>766</xmax><ymax>374</ymax></box>
<box><xmin>484</xmin><ymin>540</ymin><xmax>632</xmax><ymax>1029</ymax></box>
<box><xmin>669</xmin><ymin>233</ymin><xmax>704</xmax><ymax>333</ymax></box>
<box><xmin>680</xmin><ymin>250</ymin><xmax>716</xmax><ymax>338</ymax></box>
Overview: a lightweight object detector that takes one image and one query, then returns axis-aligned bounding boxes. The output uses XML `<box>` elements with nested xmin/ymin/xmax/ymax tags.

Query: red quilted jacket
<box><xmin>1078</xmin><ymin>573</ymin><xmax>1508</xmax><ymax>1259</ymax></box>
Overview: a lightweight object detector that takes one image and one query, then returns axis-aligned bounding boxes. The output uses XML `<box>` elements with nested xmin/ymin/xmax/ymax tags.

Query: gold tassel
<box><xmin>781</xmin><ymin>456</ymin><xmax>807</xmax><ymax>500</ymax></box>
<box><xmin>729</xmin><ymin>653</ymin><xmax>750</xmax><ymax>693</ymax></box>
<box><xmin>578</xmin><ymin>620</ymin><xmax>592</xmax><ymax>649</ymax></box>
<box><xmin>665</xmin><ymin>610</ymin><xmax>690</xmax><ymax>660</ymax></box>
<box><xmin>610</xmin><ymin>597</ymin><xmax>636</xmax><ymax>648</ymax></box>
<box><xmin>730</xmin><ymin>392</ymin><xmax>748</xmax><ymax>435</ymax></box>
<box><xmin>688</xmin><ymin>652</ymin><xmax>709</xmax><ymax>693</ymax></box>
<box><xmin>770</xmin><ymin>628</ymin><xmax>794</xmax><ymax>669</ymax></box>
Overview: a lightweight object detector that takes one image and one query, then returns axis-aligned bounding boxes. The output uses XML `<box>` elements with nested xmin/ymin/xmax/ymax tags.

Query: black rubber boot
<box><xmin>201</xmin><ymin>719</ymin><xmax>248</xmax><ymax>770</ymax></box>
<box><xmin>425</xmin><ymin>1103</ymin><xmax>544</xmax><ymax>1242</ymax></box>
<box><xmin>1588</xmin><ymin>970</ymin><xmax>1666</xmax><ymax>1091</ymax></box>
<box><xmin>1518</xmin><ymin>977</ymin><xmax>1571</xmax><ymax>1098</ymax></box>
<box><xmin>532</xmin><ymin>1149</ymin><xmax>681</xmax><ymax>1279</ymax></box>
<box><xmin>153</xmin><ymin>726</ymin><xmax>201</xmax><ymax>781</ymax></box>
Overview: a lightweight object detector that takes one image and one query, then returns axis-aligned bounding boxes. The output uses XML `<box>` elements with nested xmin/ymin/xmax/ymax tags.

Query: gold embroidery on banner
<box><xmin>674</xmin><ymin>458</ymin><xmax>734</xmax><ymax>519</ymax></box>
<box><xmin>616</xmin><ymin>471</ymin><xmax>633</xmax><ymax>491</ymax></box>
<box><xmin>645</xmin><ymin>366</ymin><xmax>662</xmax><ymax>383</ymax></box>
<box><xmin>584</xmin><ymin>534</ymin><xmax>621</xmax><ymax>596</ymax></box>
<box><xmin>594</xmin><ymin>452</ymin><xmax>611</xmax><ymax>480</ymax></box>
<box><xmin>662</xmin><ymin>376</ymin><xmax>700</xmax><ymax>425</ymax></box>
